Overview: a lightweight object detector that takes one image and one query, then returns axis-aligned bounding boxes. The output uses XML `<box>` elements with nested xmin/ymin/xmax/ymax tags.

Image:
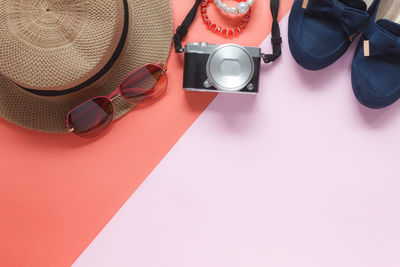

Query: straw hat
<box><xmin>0</xmin><ymin>0</ymin><xmax>173</xmax><ymax>133</ymax></box>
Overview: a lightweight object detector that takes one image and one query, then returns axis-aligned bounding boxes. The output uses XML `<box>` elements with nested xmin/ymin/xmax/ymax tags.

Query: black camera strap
<box><xmin>173</xmin><ymin>0</ymin><xmax>282</xmax><ymax>64</ymax></box>
<box><xmin>173</xmin><ymin>0</ymin><xmax>202</xmax><ymax>53</ymax></box>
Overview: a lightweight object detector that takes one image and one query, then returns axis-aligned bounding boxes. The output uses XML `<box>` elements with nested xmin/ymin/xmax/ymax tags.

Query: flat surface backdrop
<box><xmin>0</xmin><ymin>1</ymin><xmax>292</xmax><ymax>266</ymax></box>
<box><xmin>3</xmin><ymin>1</ymin><xmax>400</xmax><ymax>267</ymax></box>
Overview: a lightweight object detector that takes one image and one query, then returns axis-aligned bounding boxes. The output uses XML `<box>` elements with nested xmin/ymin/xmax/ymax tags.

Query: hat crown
<box><xmin>9</xmin><ymin>0</ymin><xmax>87</xmax><ymax>49</ymax></box>
<box><xmin>0</xmin><ymin>0</ymin><xmax>126</xmax><ymax>93</ymax></box>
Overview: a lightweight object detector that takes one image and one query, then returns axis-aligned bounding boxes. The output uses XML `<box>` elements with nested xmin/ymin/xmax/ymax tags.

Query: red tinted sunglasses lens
<box><xmin>68</xmin><ymin>97</ymin><xmax>114</xmax><ymax>138</ymax></box>
<box><xmin>120</xmin><ymin>64</ymin><xmax>167</xmax><ymax>104</ymax></box>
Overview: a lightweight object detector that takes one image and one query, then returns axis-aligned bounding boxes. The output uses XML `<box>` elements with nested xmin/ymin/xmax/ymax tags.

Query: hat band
<box><xmin>20</xmin><ymin>0</ymin><xmax>130</xmax><ymax>97</ymax></box>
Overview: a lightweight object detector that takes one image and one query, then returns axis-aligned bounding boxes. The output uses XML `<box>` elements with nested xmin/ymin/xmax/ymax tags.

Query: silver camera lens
<box><xmin>206</xmin><ymin>44</ymin><xmax>255</xmax><ymax>92</ymax></box>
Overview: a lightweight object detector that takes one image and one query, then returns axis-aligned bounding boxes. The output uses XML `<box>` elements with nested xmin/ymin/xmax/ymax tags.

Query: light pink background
<box><xmin>74</xmin><ymin>17</ymin><xmax>400</xmax><ymax>267</ymax></box>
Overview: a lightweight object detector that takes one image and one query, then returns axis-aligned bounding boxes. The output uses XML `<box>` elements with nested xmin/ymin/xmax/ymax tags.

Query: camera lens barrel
<box><xmin>206</xmin><ymin>44</ymin><xmax>255</xmax><ymax>92</ymax></box>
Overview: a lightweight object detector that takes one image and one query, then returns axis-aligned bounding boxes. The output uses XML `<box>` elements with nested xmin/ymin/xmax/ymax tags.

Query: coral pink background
<box><xmin>0</xmin><ymin>1</ymin><xmax>293</xmax><ymax>266</ymax></box>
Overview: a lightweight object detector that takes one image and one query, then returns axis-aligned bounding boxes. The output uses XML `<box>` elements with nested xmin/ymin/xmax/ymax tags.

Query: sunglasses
<box><xmin>66</xmin><ymin>63</ymin><xmax>167</xmax><ymax>138</ymax></box>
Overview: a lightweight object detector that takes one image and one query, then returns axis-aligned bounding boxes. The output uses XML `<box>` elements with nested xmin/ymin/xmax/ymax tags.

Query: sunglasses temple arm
<box><xmin>110</xmin><ymin>93</ymin><xmax>121</xmax><ymax>102</ymax></box>
<box><xmin>155</xmin><ymin>61</ymin><xmax>167</xmax><ymax>72</ymax></box>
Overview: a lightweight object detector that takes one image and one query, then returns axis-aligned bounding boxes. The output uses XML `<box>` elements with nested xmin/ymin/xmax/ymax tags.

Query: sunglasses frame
<box><xmin>66</xmin><ymin>62</ymin><xmax>167</xmax><ymax>137</ymax></box>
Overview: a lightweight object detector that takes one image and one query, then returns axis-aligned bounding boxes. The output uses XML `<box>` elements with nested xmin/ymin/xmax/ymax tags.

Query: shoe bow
<box><xmin>363</xmin><ymin>21</ymin><xmax>400</xmax><ymax>56</ymax></box>
<box><xmin>306</xmin><ymin>0</ymin><xmax>369</xmax><ymax>39</ymax></box>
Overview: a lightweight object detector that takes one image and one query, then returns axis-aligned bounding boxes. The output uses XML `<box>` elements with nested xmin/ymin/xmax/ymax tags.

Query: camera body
<box><xmin>183</xmin><ymin>42</ymin><xmax>261</xmax><ymax>94</ymax></box>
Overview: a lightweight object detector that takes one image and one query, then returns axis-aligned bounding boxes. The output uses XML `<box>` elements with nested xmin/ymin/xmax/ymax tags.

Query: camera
<box><xmin>182</xmin><ymin>42</ymin><xmax>261</xmax><ymax>94</ymax></box>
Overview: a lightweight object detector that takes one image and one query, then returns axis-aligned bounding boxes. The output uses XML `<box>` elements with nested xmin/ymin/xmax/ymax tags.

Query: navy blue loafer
<box><xmin>289</xmin><ymin>0</ymin><xmax>379</xmax><ymax>70</ymax></box>
<box><xmin>352</xmin><ymin>1</ymin><xmax>400</xmax><ymax>109</ymax></box>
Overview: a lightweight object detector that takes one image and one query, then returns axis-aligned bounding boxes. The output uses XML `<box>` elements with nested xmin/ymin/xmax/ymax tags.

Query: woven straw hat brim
<box><xmin>0</xmin><ymin>0</ymin><xmax>173</xmax><ymax>133</ymax></box>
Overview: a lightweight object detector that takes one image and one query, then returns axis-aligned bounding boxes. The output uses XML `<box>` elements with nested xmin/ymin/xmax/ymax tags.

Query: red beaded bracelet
<box><xmin>201</xmin><ymin>0</ymin><xmax>251</xmax><ymax>37</ymax></box>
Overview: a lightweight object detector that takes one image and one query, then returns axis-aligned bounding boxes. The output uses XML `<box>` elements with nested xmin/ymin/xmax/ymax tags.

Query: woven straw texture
<box><xmin>0</xmin><ymin>0</ymin><xmax>173</xmax><ymax>133</ymax></box>
<box><xmin>0</xmin><ymin>0</ymin><xmax>125</xmax><ymax>91</ymax></box>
